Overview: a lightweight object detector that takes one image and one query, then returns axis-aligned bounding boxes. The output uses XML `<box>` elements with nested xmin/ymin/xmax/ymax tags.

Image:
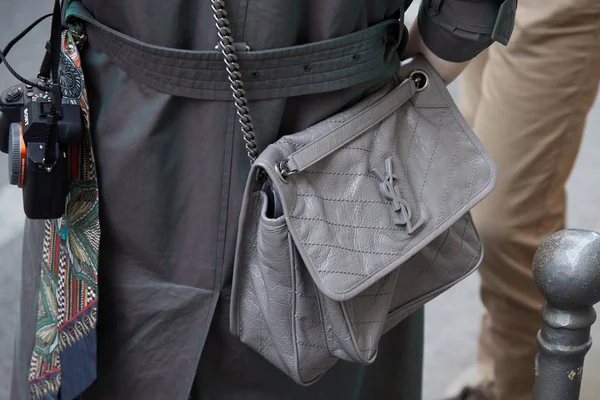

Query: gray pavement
<box><xmin>1</xmin><ymin>2</ymin><xmax>600</xmax><ymax>400</ymax></box>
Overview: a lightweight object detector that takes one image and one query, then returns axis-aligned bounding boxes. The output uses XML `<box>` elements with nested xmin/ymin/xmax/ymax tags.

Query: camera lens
<box><xmin>8</xmin><ymin>123</ymin><xmax>26</xmax><ymax>187</ymax></box>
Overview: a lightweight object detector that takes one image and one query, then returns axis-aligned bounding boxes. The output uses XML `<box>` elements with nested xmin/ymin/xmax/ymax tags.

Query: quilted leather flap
<box><xmin>255</xmin><ymin>56</ymin><xmax>496</xmax><ymax>302</ymax></box>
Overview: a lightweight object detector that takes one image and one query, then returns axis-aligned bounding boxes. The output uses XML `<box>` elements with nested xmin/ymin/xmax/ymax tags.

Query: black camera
<box><xmin>0</xmin><ymin>79</ymin><xmax>82</xmax><ymax>219</ymax></box>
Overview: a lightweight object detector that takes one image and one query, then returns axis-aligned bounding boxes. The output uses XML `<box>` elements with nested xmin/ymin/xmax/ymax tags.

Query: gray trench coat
<box><xmin>11</xmin><ymin>0</ymin><xmax>509</xmax><ymax>398</ymax></box>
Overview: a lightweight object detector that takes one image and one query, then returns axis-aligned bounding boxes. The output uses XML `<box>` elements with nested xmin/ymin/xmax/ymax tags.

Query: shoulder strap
<box><xmin>284</xmin><ymin>78</ymin><xmax>417</xmax><ymax>174</ymax></box>
<box><xmin>211</xmin><ymin>0</ymin><xmax>259</xmax><ymax>164</ymax></box>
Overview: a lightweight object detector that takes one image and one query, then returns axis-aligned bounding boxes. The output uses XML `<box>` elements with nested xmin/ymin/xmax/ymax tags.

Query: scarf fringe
<box><xmin>30</xmin><ymin>371</ymin><xmax>61</xmax><ymax>400</ymax></box>
<box><xmin>60</xmin><ymin>305</ymin><xmax>98</xmax><ymax>349</ymax></box>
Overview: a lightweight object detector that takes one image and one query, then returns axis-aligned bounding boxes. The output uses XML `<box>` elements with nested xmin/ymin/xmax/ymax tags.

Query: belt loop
<box><xmin>383</xmin><ymin>20</ymin><xmax>404</xmax><ymax>64</ymax></box>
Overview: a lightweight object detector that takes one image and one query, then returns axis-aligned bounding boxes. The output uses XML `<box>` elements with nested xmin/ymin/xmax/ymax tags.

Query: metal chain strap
<box><xmin>211</xmin><ymin>0</ymin><xmax>259</xmax><ymax>164</ymax></box>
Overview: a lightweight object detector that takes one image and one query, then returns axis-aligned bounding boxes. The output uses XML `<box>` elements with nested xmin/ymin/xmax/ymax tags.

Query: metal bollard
<box><xmin>532</xmin><ymin>229</ymin><xmax>600</xmax><ymax>400</ymax></box>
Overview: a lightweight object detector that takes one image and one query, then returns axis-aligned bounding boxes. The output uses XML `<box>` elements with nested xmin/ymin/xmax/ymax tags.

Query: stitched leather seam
<box><xmin>345</xmin><ymin>146</ymin><xmax>371</xmax><ymax>152</ymax></box>
<box><xmin>302</xmin><ymin>170</ymin><xmax>378</xmax><ymax>179</ymax></box>
<box><xmin>431</xmin><ymin>219</ymin><xmax>477</xmax><ymax>289</ymax></box>
<box><xmin>276</xmin><ymin>141</ymin><xmax>304</xmax><ymax>148</ymax></box>
<box><xmin>442</xmin><ymin>170</ymin><xmax>478</xmax><ymax>269</ymax></box>
<box><xmin>403</xmin><ymin>111</ymin><xmax>420</xmax><ymax>193</ymax></box>
<box><xmin>415</xmin><ymin>108</ymin><xmax>447</xmax><ymax>216</ymax></box>
<box><xmin>427</xmin><ymin>170</ymin><xmax>479</xmax><ymax>290</ymax></box>
<box><xmin>390</xmin><ymin>105</ymin><xmax>408</xmax><ymax>161</ymax></box>
<box><xmin>465</xmin><ymin>163</ymin><xmax>477</xmax><ymax>209</ymax></box>
<box><xmin>351</xmin><ymin>320</ymin><xmax>385</xmax><ymax>325</ymax></box>
<box><xmin>303</xmin><ymin>242</ymin><xmax>399</xmax><ymax>256</ymax></box>
<box><xmin>290</xmin><ymin>215</ymin><xmax>404</xmax><ymax>232</ymax></box>
<box><xmin>313</xmin><ymin>279</ymin><xmax>336</xmax><ymax>359</ymax></box>
<box><xmin>290</xmin><ymin>234</ymin><xmax>305</xmax><ymax>378</ymax></box>
<box><xmin>403</xmin><ymin>229</ymin><xmax>450</xmax><ymax>287</ymax></box>
<box><xmin>296</xmin><ymin>193</ymin><xmax>389</xmax><ymax>205</ymax></box>
<box><xmin>298</xmin><ymin>341</ymin><xmax>327</xmax><ymax>349</ymax></box>
<box><xmin>314</xmin><ymin>268</ymin><xmax>370</xmax><ymax>277</ymax></box>
<box><xmin>295</xmin><ymin>316</ymin><xmax>322</xmax><ymax>323</ymax></box>
<box><xmin>436</xmin><ymin>130</ymin><xmax>462</xmax><ymax>224</ymax></box>
<box><xmin>429</xmin><ymin>61</ymin><xmax>495</xmax><ymax>190</ymax></box>
<box><xmin>368</xmin><ymin>112</ymin><xmax>383</xmax><ymax>155</ymax></box>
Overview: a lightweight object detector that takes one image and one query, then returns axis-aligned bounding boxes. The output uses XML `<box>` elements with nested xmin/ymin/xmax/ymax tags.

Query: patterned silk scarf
<box><xmin>28</xmin><ymin>28</ymin><xmax>100</xmax><ymax>400</ymax></box>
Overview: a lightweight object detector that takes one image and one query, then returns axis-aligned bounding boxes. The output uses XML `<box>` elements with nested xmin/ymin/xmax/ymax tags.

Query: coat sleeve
<box><xmin>417</xmin><ymin>0</ymin><xmax>517</xmax><ymax>62</ymax></box>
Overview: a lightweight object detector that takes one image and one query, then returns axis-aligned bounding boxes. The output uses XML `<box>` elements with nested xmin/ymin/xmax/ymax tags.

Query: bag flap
<box><xmin>253</xmin><ymin>56</ymin><xmax>496</xmax><ymax>302</ymax></box>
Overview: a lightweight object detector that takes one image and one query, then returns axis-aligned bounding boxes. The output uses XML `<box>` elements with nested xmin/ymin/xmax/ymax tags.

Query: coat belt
<box><xmin>65</xmin><ymin>1</ymin><xmax>408</xmax><ymax>100</ymax></box>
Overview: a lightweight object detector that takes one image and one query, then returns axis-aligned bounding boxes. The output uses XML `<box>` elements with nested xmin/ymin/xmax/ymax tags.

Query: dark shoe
<box><xmin>444</xmin><ymin>386</ymin><xmax>495</xmax><ymax>400</ymax></box>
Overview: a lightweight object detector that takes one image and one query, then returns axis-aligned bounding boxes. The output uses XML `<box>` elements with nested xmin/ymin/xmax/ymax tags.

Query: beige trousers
<box><xmin>459</xmin><ymin>0</ymin><xmax>600</xmax><ymax>399</ymax></box>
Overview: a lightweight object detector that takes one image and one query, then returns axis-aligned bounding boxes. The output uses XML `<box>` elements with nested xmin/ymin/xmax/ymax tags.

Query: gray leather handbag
<box><xmin>212</xmin><ymin>0</ymin><xmax>496</xmax><ymax>386</ymax></box>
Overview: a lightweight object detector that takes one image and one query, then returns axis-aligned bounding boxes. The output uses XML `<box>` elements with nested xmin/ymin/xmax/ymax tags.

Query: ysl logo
<box><xmin>372</xmin><ymin>157</ymin><xmax>425</xmax><ymax>234</ymax></box>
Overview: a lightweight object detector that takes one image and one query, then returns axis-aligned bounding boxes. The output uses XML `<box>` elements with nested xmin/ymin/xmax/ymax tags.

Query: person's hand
<box><xmin>403</xmin><ymin>21</ymin><xmax>469</xmax><ymax>85</ymax></box>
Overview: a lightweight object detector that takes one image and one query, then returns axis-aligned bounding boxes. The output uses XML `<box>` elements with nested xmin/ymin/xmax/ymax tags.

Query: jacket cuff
<box><xmin>417</xmin><ymin>0</ymin><xmax>510</xmax><ymax>63</ymax></box>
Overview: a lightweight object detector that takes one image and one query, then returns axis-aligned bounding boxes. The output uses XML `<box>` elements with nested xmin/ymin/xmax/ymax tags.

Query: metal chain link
<box><xmin>211</xmin><ymin>0</ymin><xmax>259</xmax><ymax>164</ymax></box>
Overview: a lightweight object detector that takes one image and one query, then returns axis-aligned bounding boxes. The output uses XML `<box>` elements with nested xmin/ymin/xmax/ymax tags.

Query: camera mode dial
<box><xmin>4</xmin><ymin>86</ymin><xmax>22</xmax><ymax>103</ymax></box>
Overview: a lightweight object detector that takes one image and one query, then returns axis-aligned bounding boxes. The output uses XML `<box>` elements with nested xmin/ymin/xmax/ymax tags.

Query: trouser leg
<box><xmin>460</xmin><ymin>0</ymin><xmax>600</xmax><ymax>398</ymax></box>
<box><xmin>460</xmin><ymin>47</ymin><xmax>498</xmax><ymax>393</ymax></box>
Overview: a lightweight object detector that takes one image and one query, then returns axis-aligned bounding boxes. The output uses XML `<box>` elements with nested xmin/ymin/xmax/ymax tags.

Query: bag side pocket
<box><xmin>232</xmin><ymin>189</ymin><xmax>336</xmax><ymax>385</ymax></box>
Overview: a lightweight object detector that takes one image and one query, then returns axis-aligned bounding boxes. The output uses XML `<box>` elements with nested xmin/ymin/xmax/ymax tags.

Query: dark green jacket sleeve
<box><xmin>417</xmin><ymin>0</ymin><xmax>517</xmax><ymax>63</ymax></box>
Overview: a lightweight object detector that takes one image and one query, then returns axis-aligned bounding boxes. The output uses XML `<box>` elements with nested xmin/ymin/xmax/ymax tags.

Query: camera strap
<box><xmin>0</xmin><ymin>1</ymin><xmax>64</xmax><ymax>94</ymax></box>
<box><xmin>35</xmin><ymin>0</ymin><xmax>65</xmax><ymax>168</ymax></box>
<box><xmin>39</xmin><ymin>0</ymin><xmax>64</xmax><ymax>106</ymax></box>
<box><xmin>0</xmin><ymin>15</ymin><xmax>52</xmax><ymax>89</ymax></box>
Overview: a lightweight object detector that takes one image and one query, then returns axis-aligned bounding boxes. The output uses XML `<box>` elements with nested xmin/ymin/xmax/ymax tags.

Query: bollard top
<box><xmin>533</xmin><ymin>229</ymin><xmax>600</xmax><ymax>310</ymax></box>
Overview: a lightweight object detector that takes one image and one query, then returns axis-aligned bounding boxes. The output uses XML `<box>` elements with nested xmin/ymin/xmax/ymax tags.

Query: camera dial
<box><xmin>4</xmin><ymin>86</ymin><xmax>22</xmax><ymax>102</ymax></box>
<box><xmin>8</xmin><ymin>123</ymin><xmax>26</xmax><ymax>187</ymax></box>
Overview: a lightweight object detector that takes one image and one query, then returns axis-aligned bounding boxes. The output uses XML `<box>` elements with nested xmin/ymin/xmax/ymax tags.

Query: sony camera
<box><xmin>0</xmin><ymin>79</ymin><xmax>82</xmax><ymax>219</ymax></box>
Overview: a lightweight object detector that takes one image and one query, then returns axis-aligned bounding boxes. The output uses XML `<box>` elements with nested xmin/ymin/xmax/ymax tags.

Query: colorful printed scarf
<box><xmin>28</xmin><ymin>27</ymin><xmax>100</xmax><ymax>400</ymax></box>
